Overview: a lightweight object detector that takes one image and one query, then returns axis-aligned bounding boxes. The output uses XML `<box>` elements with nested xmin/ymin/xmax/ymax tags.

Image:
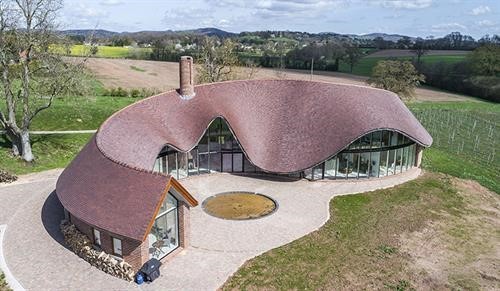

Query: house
<box><xmin>56</xmin><ymin>56</ymin><xmax>432</xmax><ymax>271</ymax></box>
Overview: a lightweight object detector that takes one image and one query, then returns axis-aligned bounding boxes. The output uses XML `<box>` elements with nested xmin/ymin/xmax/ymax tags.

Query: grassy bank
<box><xmin>70</xmin><ymin>45</ymin><xmax>151</xmax><ymax>58</ymax></box>
<box><xmin>223</xmin><ymin>173</ymin><xmax>499</xmax><ymax>290</ymax></box>
<box><xmin>0</xmin><ymin>134</ymin><xmax>92</xmax><ymax>175</ymax></box>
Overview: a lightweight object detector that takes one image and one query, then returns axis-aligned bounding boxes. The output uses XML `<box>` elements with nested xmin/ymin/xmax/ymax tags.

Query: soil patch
<box><xmin>203</xmin><ymin>192</ymin><xmax>277</xmax><ymax>220</ymax></box>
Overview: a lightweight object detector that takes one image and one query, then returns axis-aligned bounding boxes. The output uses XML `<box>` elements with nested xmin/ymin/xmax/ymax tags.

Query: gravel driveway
<box><xmin>0</xmin><ymin>168</ymin><xmax>421</xmax><ymax>291</ymax></box>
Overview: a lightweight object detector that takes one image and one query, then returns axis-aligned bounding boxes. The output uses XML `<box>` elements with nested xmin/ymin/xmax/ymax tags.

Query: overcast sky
<box><xmin>61</xmin><ymin>0</ymin><xmax>500</xmax><ymax>39</ymax></box>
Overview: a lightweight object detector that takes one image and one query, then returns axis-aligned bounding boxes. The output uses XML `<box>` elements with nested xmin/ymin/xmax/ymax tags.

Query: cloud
<box><xmin>164</xmin><ymin>7</ymin><xmax>234</xmax><ymax>29</ymax></box>
<box><xmin>430</xmin><ymin>22</ymin><xmax>467</xmax><ymax>32</ymax></box>
<box><xmin>100</xmin><ymin>0</ymin><xmax>124</xmax><ymax>6</ymax></box>
<box><xmin>470</xmin><ymin>5</ymin><xmax>490</xmax><ymax>16</ymax></box>
<box><xmin>476</xmin><ymin>20</ymin><xmax>495</xmax><ymax>27</ymax></box>
<box><xmin>374</xmin><ymin>0</ymin><xmax>432</xmax><ymax>9</ymax></box>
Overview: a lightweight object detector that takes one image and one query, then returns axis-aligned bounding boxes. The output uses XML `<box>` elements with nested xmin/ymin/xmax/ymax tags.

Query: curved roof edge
<box><xmin>96</xmin><ymin>79</ymin><xmax>432</xmax><ymax>174</ymax></box>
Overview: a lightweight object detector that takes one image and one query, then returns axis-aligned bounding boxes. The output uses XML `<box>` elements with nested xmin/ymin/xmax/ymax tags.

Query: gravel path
<box><xmin>0</xmin><ymin>168</ymin><xmax>421</xmax><ymax>291</ymax></box>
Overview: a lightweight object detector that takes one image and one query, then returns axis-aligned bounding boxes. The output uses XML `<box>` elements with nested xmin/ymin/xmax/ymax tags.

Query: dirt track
<box><xmin>83</xmin><ymin>57</ymin><xmax>477</xmax><ymax>102</ymax></box>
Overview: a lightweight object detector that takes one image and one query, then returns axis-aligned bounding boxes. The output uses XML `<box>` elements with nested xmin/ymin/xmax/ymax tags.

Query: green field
<box><xmin>339</xmin><ymin>55</ymin><xmax>467</xmax><ymax>76</ymax></box>
<box><xmin>70</xmin><ymin>45</ymin><xmax>151</xmax><ymax>58</ymax></box>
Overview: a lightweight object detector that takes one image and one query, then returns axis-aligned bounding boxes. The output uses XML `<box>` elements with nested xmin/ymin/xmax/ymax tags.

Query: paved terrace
<box><xmin>0</xmin><ymin>168</ymin><xmax>420</xmax><ymax>291</ymax></box>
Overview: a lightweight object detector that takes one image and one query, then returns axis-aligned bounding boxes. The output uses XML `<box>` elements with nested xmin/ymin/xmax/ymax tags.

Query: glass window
<box><xmin>388</xmin><ymin>149</ymin><xmax>396</xmax><ymax>175</ymax></box>
<box><xmin>222</xmin><ymin>153</ymin><xmax>232</xmax><ymax>172</ymax></box>
<box><xmin>188</xmin><ymin>149</ymin><xmax>198</xmax><ymax>176</ymax></box>
<box><xmin>149</xmin><ymin>193</ymin><xmax>179</xmax><ymax>260</ymax></box>
<box><xmin>177</xmin><ymin>152</ymin><xmax>188</xmax><ymax>179</ymax></box>
<box><xmin>369</xmin><ymin>151</ymin><xmax>380</xmax><ymax>177</ymax></box>
<box><xmin>113</xmin><ymin>237</ymin><xmax>122</xmax><ymax>256</ymax></box>
<box><xmin>93</xmin><ymin>229</ymin><xmax>101</xmax><ymax>246</ymax></box>
<box><xmin>233</xmin><ymin>153</ymin><xmax>243</xmax><ymax>172</ymax></box>
<box><xmin>167</xmin><ymin>153</ymin><xmax>177</xmax><ymax>177</ymax></box>
<box><xmin>402</xmin><ymin>146</ymin><xmax>408</xmax><ymax>172</ymax></box>
<box><xmin>359</xmin><ymin>133</ymin><xmax>371</xmax><ymax>149</ymax></box>
<box><xmin>382</xmin><ymin>131</ymin><xmax>391</xmax><ymax>147</ymax></box>
<box><xmin>198</xmin><ymin>153</ymin><xmax>210</xmax><ymax>174</ymax></box>
<box><xmin>371</xmin><ymin>131</ymin><xmax>382</xmax><ymax>148</ymax></box>
<box><xmin>313</xmin><ymin>164</ymin><xmax>324</xmax><ymax>180</ymax></box>
<box><xmin>324</xmin><ymin>157</ymin><xmax>337</xmax><ymax>179</ymax></box>
<box><xmin>348</xmin><ymin>153</ymin><xmax>358</xmax><ymax>178</ymax></box>
<box><xmin>209</xmin><ymin>152</ymin><xmax>221</xmax><ymax>172</ymax></box>
<box><xmin>159</xmin><ymin>193</ymin><xmax>177</xmax><ymax>214</ymax></box>
<box><xmin>379</xmin><ymin>150</ymin><xmax>388</xmax><ymax>177</ymax></box>
<box><xmin>304</xmin><ymin>167</ymin><xmax>313</xmax><ymax>180</ymax></box>
<box><xmin>349</xmin><ymin>138</ymin><xmax>360</xmax><ymax>150</ymax></box>
<box><xmin>358</xmin><ymin>152</ymin><xmax>370</xmax><ymax>178</ymax></box>
<box><xmin>390</xmin><ymin>132</ymin><xmax>399</xmax><ymax>146</ymax></box>
<box><xmin>337</xmin><ymin>153</ymin><xmax>349</xmax><ymax>179</ymax></box>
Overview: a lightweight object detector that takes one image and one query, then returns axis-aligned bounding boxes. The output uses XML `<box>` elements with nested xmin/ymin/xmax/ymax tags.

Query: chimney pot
<box><xmin>179</xmin><ymin>56</ymin><xmax>195</xmax><ymax>99</ymax></box>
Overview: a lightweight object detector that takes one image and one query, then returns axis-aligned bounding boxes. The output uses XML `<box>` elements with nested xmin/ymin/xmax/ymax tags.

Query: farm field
<box><xmin>70</xmin><ymin>44</ymin><xmax>151</xmax><ymax>58</ymax></box>
<box><xmin>338</xmin><ymin>54</ymin><xmax>467</xmax><ymax>76</ymax></box>
<box><xmin>82</xmin><ymin>57</ymin><xmax>477</xmax><ymax>102</ymax></box>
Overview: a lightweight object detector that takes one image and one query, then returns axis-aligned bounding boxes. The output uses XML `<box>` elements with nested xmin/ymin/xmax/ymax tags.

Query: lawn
<box><xmin>70</xmin><ymin>45</ymin><xmax>151</xmax><ymax>58</ymax></box>
<box><xmin>0</xmin><ymin>133</ymin><xmax>92</xmax><ymax>175</ymax></box>
<box><xmin>222</xmin><ymin>173</ymin><xmax>499</xmax><ymax>290</ymax></box>
<box><xmin>339</xmin><ymin>55</ymin><xmax>467</xmax><ymax>76</ymax></box>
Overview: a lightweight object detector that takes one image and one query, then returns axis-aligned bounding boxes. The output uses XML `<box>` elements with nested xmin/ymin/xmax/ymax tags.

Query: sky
<box><xmin>61</xmin><ymin>0</ymin><xmax>500</xmax><ymax>39</ymax></box>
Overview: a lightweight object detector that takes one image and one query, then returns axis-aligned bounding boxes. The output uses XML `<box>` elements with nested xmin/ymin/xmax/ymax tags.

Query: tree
<box><xmin>367</xmin><ymin>60</ymin><xmax>425</xmax><ymax>99</ymax></box>
<box><xmin>196</xmin><ymin>37</ymin><xmax>239</xmax><ymax>83</ymax></box>
<box><xmin>343</xmin><ymin>43</ymin><xmax>363</xmax><ymax>73</ymax></box>
<box><xmin>0</xmin><ymin>0</ymin><xmax>88</xmax><ymax>162</ymax></box>
<box><xmin>411</xmin><ymin>38</ymin><xmax>428</xmax><ymax>66</ymax></box>
<box><xmin>467</xmin><ymin>44</ymin><xmax>500</xmax><ymax>76</ymax></box>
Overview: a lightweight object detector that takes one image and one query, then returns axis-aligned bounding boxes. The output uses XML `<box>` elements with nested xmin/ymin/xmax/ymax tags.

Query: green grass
<box><xmin>0</xmin><ymin>134</ymin><xmax>92</xmax><ymax>175</ymax></box>
<box><xmin>70</xmin><ymin>45</ymin><xmax>151</xmax><ymax>58</ymax></box>
<box><xmin>339</xmin><ymin>55</ymin><xmax>467</xmax><ymax>76</ymax></box>
<box><xmin>222</xmin><ymin>174</ymin><xmax>464</xmax><ymax>290</ymax></box>
<box><xmin>0</xmin><ymin>95</ymin><xmax>137</xmax><ymax>131</ymax></box>
<box><xmin>409</xmin><ymin>101</ymin><xmax>499</xmax><ymax>193</ymax></box>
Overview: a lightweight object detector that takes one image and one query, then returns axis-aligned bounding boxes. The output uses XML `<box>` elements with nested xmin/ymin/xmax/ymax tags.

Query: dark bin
<box><xmin>140</xmin><ymin>258</ymin><xmax>162</xmax><ymax>282</ymax></box>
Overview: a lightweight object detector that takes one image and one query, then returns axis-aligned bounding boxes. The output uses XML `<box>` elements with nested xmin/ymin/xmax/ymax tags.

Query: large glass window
<box><xmin>324</xmin><ymin>157</ymin><xmax>337</xmax><ymax>179</ymax></box>
<box><xmin>149</xmin><ymin>193</ymin><xmax>179</xmax><ymax>260</ymax></box>
<box><xmin>359</xmin><ymin>153</ymin><xmax>370</xmax><ymax>178</ymax></box>
<box><xmin>153</xmin><ymin>126</ymin><xmax>418</xmax><ymax>181</ymax></box>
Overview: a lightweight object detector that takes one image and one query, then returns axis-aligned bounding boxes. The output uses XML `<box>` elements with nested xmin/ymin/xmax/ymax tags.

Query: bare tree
<box><xmin>411</xmin><ymin>38</ymin><xmax>429</xmax><ymax>66</ymax></box>
<box><xmin>0</xmin><ymin>0</ymin><xmax>89</xmax><ymax>162</ymax></box>
<box><xmin>196</xmin><ymin>37</ymin><xmax>240</xmax><ymax>83</ymax></box>
<box><xmin>343</xmin><ymin>43</ymin><xmax>363</xmax><ymax>73</ymax></box>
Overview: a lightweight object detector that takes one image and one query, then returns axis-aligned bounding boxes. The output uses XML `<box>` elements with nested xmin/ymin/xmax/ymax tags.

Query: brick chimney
<box><xmin>179</xmin><ymin>56</ymin><xmax>195</xmax><ymax>99</ymax></box>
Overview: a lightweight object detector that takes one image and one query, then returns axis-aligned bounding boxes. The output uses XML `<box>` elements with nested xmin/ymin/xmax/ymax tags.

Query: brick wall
<box><xmin>67</xmin><ymin>201</ymin><xmax>191</xmax><ymax>271</ymax></box>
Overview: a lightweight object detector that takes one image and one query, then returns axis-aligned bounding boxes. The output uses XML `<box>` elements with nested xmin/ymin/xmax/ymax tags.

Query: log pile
<box><xmin>60</xmin><ymin>221</ymin><xmax>135</xmax><ymax>281</ymax></box>
<box><xmin>0</xmin><ymin>169</ymin><xmax>17</xmax><ymax>183</ymax></box>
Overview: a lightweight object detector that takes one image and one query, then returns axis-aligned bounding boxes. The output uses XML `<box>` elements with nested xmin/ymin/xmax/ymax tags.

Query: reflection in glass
<box><xmin>359</xmin><ymin>153</ymin><xmax>370</xmax><ymax>178</ymax></box>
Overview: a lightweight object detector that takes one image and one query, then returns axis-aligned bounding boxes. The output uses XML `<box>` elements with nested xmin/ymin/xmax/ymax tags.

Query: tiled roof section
<box><xmin>97</xmin><ymin>80</ymin><xmax>432</xmax><ymax>173</ymax></box>
<box><xmin>56</xmin><ymin>135</ymin><xmax>171</xmax><ymax>241</ymax></box>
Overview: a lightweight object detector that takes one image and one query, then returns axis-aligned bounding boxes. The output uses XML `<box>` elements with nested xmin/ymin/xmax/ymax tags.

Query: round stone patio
<box><xmin>0</xmin><ymin>168</ymin><xmax>421</xmax><ymax>290</ymax></box>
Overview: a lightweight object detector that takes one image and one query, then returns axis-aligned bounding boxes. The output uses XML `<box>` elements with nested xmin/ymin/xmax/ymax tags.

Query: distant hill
<box><xmin>355</xmin><ymin>33</ymin><xmax>415</xmax><ymax>42</ymax></box>
<box><xmin>61</xmin><ymin>27</ymin><xmax>236</xmax><ymax>39</ymax></box>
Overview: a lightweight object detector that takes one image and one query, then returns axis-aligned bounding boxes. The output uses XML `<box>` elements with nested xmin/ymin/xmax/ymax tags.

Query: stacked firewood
<box><xmin>0</xmin><ymin>169</ymin><xmax>17</xmax><ymax>183</ymax></box>
<box><xmin>60</xmin><ymin>221</ymin><xmax>135</xmax><ymax>281</ymax></box>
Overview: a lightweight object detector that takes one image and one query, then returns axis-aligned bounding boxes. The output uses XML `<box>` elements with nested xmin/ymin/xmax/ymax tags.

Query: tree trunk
<box><xmin>20</xmin><ymin>130</ymin><xmax>33</xmax><ymax>162</ymax></box>
<box><xmin>4</xmin><ymin>127</ymin><xmax>33</xmax><ymax>162</ymax></box>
